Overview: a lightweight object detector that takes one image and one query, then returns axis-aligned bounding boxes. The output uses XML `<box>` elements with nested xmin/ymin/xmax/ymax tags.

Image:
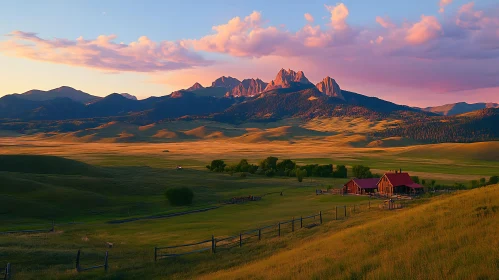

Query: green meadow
<box><xmin>0</xmin><ymin>140</ymin><xmax>498</xmax><ymax>279</ymax></box>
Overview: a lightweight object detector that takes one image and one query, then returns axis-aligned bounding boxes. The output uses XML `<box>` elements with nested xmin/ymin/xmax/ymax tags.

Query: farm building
<box><xmin>377</xmin><ymin>172</ymin><xmax>424</xmax><ymax>196</ymax></box>
<box><xmin>343</xmin><ymin>178</ymin><xmax>379</xmax><ymax>195</ymax></box>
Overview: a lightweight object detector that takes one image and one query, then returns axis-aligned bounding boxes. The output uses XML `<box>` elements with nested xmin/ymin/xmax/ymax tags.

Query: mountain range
<box><xmin>421</xmin><ymin>102</ymin><xmax>499</xmax><ymax>116</ymax></box>
<box><xmin>0</xmin><ymin>68</ymin><xmax>497</xmax><ymax>143</ymax></box>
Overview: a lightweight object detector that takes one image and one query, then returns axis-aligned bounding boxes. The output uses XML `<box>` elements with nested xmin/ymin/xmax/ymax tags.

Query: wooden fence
<box><xmin>75</xmin><ymin>249</ymin><xmax>109</xmax><ymax>273</ymax></box>
<box><xmin>154</xmin><ymin>211</ymin><xmax>323</xmax><ymax>261</ymax></box>
<box><xmin>2</xmin><ymin>200</ymin><xmax>390</xmax><ymax>278</ymax></box>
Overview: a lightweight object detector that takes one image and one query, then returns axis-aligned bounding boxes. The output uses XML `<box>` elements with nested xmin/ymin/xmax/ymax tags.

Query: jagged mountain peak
<box><xmin>211</xmin><ymin>76</ymin><xmax>241</xmax><ymax>89</ymax></box>
<box><xmin>316</xmin><ymin>76</ymin><xmax>344</xmax><ymax>100</ymax></box>
<box><xmin>187</xmin><ymin>82</ymin><xmax>204</xmax><ymax>91</ymax></box>
<box><xmin>264</xmin><ymin>69</ymin><xmax>312</xmax><ymax>91</ymax></box>
<box><xmin>227</xmin><ymin>78</ymin><xmax>268</xmax><ymax>97</ymax></box>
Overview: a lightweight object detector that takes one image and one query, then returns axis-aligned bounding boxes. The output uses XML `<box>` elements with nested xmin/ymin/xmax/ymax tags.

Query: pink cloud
<box><xmin>376</xmin><ymin>16</ymin><xmax>395</xmax><ymax>29</ymax></box>
<box><xmin>405</xmin><ymin>15</ymin><xmax>443</xmax><ymax>44</ymax></box>
<box><xmin>304</xmin><ymin>13</ymin><xmax>314</xmax><ymax>23</ymax></box>
<box><xmin>0</xmin><ymin>31</ymin><xmax>212</xmax><ymax>72</ymax></box>
<box><xmin>325</xmin><ymin>3</ymin><xmax>349</xmax><ymax>31</ymax></box>
<box><xmin>439</xmin><ymin>0</ymin><xmax>453</xmax><ymax>13</ymax></box>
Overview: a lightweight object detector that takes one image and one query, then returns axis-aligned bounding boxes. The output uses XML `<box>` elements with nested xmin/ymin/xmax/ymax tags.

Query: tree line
<box><xmin>206</xmin><ymin>157</ymin><xmax>349</xmax><ymax>182</ymax></box>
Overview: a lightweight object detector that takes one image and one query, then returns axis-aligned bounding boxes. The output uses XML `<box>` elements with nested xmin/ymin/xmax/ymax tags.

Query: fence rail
<box><xmin>154</xmin><ymin>211</ymin><xmax>324</xmax><ymax>261</ymax></box>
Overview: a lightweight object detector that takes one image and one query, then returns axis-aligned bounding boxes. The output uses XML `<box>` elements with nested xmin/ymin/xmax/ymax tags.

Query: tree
<box><xmin>470</xmin><ymin>180</ymin><xmax>479</xmax><ymax>189</ymax></box>
<box><xmin>165</xmin><ymin>187</ymin><xmax>194</xmax><ymax>206</ymax></box>
<box><xmin>488</xmin><ymin>176</ymin><xmax>499</xmax><ymax>185</ymax></box>
<box><xmin>422</xmin><ymin>179</ymin><xmax>426</xmax><ymax>186</ymax></box>
<box><xmin>479</xmin><ymin>178</ymin><xmax>486</xmax><ymax>186</ymax></box>
<box><xmin>248</xmin><ymin>164</ymin><xmax>258</xmax><ymax>174</ymax></box>
<box><xmin>334</xmin><ymin>165</ymin><xmax>347</xmax><ymax>178</ymax></box>
<box><xmin>207</xmin><ymin>160</ymin><xmax>226</xmax><ymax>172</ymax></box>
<box><xmin>352</xmin><ymin>165</ymin><xmax>372</xmax><ymax>179</ymax></box>
<box><xmin>411</xmin><ymin>176</ymin><xmax>420</xmax><ymax>184</ymax></box>
<box><xmin>260</xmin><ymin>156</ymin><xmax>278</xmax><ymax>171</ymax></box>
<box><xmin>265</xmin><ymin>169</ymin><xmax>275</xmax><ymax>177</ymax></box>
<box><xmin>296</xmin><ymin>169</ymin><xmax>305</xmax><ymax>182</ymax></box>
<box><xmin>276</xmin><ymin>159</ymin><xmax>296</xmax><ymax>173</ymax></box>
<box><xmin>236</xmin><ymin>159</ymin><xmax>250</xmax><ymax>172</ymax></box>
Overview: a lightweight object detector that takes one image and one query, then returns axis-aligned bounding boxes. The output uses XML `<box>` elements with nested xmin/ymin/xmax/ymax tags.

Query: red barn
<box><xmin>343</xmin><ymin>178</ymin><xmax>379</xmax><ymax>195</ymax></box>
<box><xmin>377</xmin><ymin>172</ymin><xmax>424</xmax><ymax>196</ymax></box>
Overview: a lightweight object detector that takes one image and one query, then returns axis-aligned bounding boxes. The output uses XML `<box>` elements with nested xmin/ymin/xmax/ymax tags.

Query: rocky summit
<box><xmin>315</xmin><ymin>77</ymin><xmax>343</xmax><ymax>100</ymax></box>
<box><xmin>227</xmin><ymin>78</ymin><xmax>268</xmax><ymax>97</ymax></box>
<box><xmin>264</xmin><ymin>69</ymin><xmax>312</xmax><ymax>91</ymax></box>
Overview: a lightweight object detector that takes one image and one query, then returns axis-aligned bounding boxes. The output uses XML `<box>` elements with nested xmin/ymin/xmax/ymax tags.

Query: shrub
<box><xmin>165</xmin><ymin>187</ymin><xmax>194</xmax><ymax>206</ymax></box>
<box><xmin>240</xmin><ymin>172</ymin><xmax>247</xmax><ymax>178</ymax></box>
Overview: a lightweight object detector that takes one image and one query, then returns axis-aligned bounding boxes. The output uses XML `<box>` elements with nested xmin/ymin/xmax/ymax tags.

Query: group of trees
<box><xmin>206</xmin><ymin>157</ymin><xmax>349</xmax><ymax>180</ymax></box>
<box><xmin>470</xmin><ymin>176</ymin><xmax>499</xmax><ymax>189</ymax></box>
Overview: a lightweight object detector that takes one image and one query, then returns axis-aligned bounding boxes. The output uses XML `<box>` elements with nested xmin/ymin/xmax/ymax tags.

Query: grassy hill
<box><xmin>202</xmin><ymin>185</ymin><xmax>499</xmax><ymax>280</ymax></box>
<box><xmin>0</xmin><ymin>155</ymin><xmax>105</xmax><ymax>176</ymax></box>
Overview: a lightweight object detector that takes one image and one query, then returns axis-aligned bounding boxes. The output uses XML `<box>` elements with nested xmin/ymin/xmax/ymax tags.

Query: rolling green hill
<box><xmin>0</xmin><ymin>155</ymin><xmax>105</xmax><ymax>176</ymax></box>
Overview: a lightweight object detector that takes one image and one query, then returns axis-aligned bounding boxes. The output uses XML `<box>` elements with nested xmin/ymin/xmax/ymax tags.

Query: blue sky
<box><xmin>1</xmin><ymin>0</ymin><xmax>498</xmax><ymax>106</ymax></box>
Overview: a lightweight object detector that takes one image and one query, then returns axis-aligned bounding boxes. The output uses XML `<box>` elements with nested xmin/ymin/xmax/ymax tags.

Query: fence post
<box><xmin>369</xmin><ymin>200</ymin><xmax>371</xmax><ymax>209</ymax></box>
<box><xmin>278</xmin><ymin>223</ymin><xmax>281</xmax><ymax>237</ymax></box>
<box><xmin>154</xmin><ymin>247</ymin><xmax>157</xmax><ymax>262</ymax></box>
<box><xmin>212</xmin><ymin>235</ymin><xmax>216</xmax><ymax>253</ymax></box>
<box><xmin>4</xmin><ymin>263</ymin><xmax>10</xmax><ymax>280</ymax></box>
<box><xmin>292</xmin><ymin>217</ymin><xmax>295</xmax><ymax>232</ymax></box>
<box><xmin>335</xmin><ymin>206</ymin><xmax>338</xmax><ymax>220</ymax></box>
<box><xmin>51</xmin><ymin>221</ymin><xmax>55</xmax><ymax>232</ymax></box>
<box><xmin>239</xmin><ymin>233</ymin><xmax>242</xmax><ymax>247</ymax></box>
<box><xmin>344</xmin><ymin>205</ymin><xmax>347</xmax><ymax>217</ymax></box>
<box><xmin>300</xmin><ymin>216</ymin><xmax>303</xmax><ymax>228</ymax></box>
<box><xmin>320</xmin><ymin>211</ymin><xmax>323</xmax><ymax>224</ymax></box>
<box><xmin>104</xmin><ymin>251</ymin><xmax>109</xmax><ymax>272</ymax></box>
<box><xmin>258</xmin><ymin>229</ymin><xmax>261</xmax><ymax>240</ymax></box>
<box><xmin>353</xmin><ymin>204</ymin><xmax>356</xmax><ymax>213</ymax></box>
<box><xmin>75</xmin><ymin>249</ymin><xmax>81</xmax><ymax>272</ymax></box>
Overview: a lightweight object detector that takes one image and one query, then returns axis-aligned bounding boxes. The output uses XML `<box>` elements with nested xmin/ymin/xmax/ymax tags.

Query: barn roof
<box><xmin>408</xmin><ymin>183</ymin><xmax>424</xmax><ymax>189</ymax></box>
<box><xmin>352</xmin><ymin>178</ymin><xmax>379</xmax><ymax>189</ymax></box>
<box><xmin>384</xmin><ymin>173</ymin><xmax>414</xmax><ymax>187</ymax></box>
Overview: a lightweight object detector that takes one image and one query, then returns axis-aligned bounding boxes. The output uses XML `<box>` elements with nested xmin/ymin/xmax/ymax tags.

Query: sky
<box><xmin>0</xmin><ymin>0</ymin><xmax>498</xmax><ymax>107</ymax></box>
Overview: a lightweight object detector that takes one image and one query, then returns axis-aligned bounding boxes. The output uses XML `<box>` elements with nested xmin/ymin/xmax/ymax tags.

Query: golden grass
<box><xmin>200</xmin><ymin>185</ymin><xmax>499</xmax><ymax>280</ymax></box>
<box><xmin>396</xmin><ymin>141</ymin><xmax>499</xmax><ymax>161</ymax></box>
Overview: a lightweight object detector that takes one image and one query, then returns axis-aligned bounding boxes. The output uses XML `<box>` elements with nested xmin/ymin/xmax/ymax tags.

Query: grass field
<box><xmin>1</xmin><ymin>136</ymin><xmax>498</xmax><ymax>279</ymax></box>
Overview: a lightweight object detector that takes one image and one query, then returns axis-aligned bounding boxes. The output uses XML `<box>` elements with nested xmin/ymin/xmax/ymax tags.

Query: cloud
<box><xmin>325</xmin><ymin>3</ymin><xmax>349</xmax><ymax>31</ymax></box>
<box><xmin>405</xmin><ymin>15</ymin><xmax>443</xmax><ymax>44</ymax></box>
<box><xmin>376</xmin><ymin>16</ymin><xmax>395</xmax><ymax>29</ymax></box>
<box><xmin>0</xmin><ymin>31</ymin><xmax>212</xmax><ymax>72</ymax></box>
<box><xmin>370</xmin><ymin>36</ymin><xmax>384</xmax><ymax>44</ymax></box>
<box><xmin>456</xmin><ymin>2</ymin><xmax>484</xmax><ymax>30</ymax></box>
<box><xmin>439</xmin><ymin>0</ymin><xmax>453</xmax><ymax>13</ymax></box>
<box><xmin>304</xmin><ymin>13</ymin><xmax>314</xmax><ymax>23</ymax></box>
